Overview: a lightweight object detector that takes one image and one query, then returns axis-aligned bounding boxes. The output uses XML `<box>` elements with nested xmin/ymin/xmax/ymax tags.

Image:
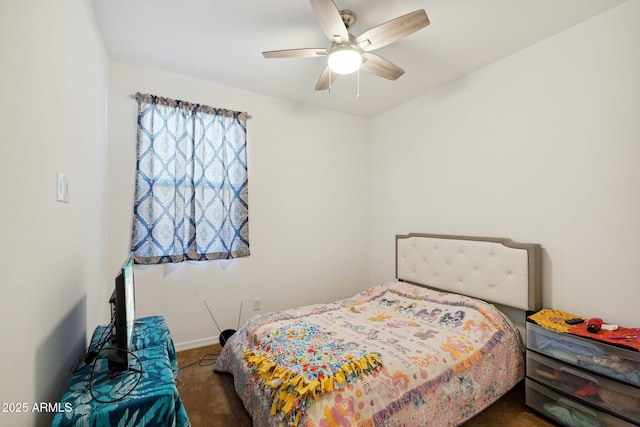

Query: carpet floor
<box><xmin>176</xmin><ymin>344</ymin><xmax>554</xmax><ymax>427</ymax></box>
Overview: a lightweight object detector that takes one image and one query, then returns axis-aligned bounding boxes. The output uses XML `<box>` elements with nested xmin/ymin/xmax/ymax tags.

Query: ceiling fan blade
<box><xmin>310</xmin><ymin>0</ymin><xmax>349</xmax><ymax>43</ymax></box>
<box><xmin>360</xmin><ymin>52</ymin><xmax>404</xmax><ymax>81</ymax></box>
<box><xmin>263</xmin><ymin>48</ymin><xmax>328</xmax><ymax>59</ymax></box>
<box><xmin>315</xmin><ymin>65</ymin><xmax>339</xmax><ymax>91</ymax></box>
<box><xmin>356</xmin><ymin>10</ymin><xmax>429</xmax><ymax>52</ymax></box>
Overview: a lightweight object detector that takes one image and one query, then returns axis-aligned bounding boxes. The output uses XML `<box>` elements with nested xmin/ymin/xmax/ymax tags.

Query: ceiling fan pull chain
<box><xmin>356</xmin><ymin>68</ymin><xmax>360</xmax><ymax>100</ymax></box>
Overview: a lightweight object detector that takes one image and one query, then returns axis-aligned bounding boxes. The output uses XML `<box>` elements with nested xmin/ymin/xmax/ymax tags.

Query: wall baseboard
<box><xmin>174</xmin><ymin>336</ymin><xmax>218</xmax><ymax>352</ymax></box>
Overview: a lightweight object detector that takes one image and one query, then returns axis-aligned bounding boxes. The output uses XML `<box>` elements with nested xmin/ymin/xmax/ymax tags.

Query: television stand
<box><xmin>52</xmin><ymin>316</ymin><xmax>189</xmax><ymax>427</ymax></box>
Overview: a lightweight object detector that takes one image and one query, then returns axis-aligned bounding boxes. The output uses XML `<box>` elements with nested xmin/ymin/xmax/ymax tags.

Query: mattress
<box><xmin>213</xmin><ymin>281</ymin><xmax>525</xmax><ymax>426</ymax></box>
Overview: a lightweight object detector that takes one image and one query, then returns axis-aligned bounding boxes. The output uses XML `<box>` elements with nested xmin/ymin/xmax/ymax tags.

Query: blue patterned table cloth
<box><xmin>52</xmin><ymin>316</ymin><xmax>189</xmax><ymax>427</ymax></box>
<box><xmin>88</xmin><ymin>316</ymin><xmax>179</xmax><ymax>376</ymax></box>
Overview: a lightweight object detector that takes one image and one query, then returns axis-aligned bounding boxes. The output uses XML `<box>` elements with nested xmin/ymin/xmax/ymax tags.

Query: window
<box><xmin>131</xmin><ymin>93</ymin><xmax>249</xmax><ymax>264</ymax></box>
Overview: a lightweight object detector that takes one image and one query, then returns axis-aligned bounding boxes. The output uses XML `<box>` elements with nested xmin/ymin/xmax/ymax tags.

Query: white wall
<box><xmin>107</xmin><ymin>63</ymin><xmax>370</xmax><ymax>349</ymax></box>
<box><xmin>1</xmin><ymin>3</ymin><xmax>635</xmax><ymax>422</ymax></box>
<box><xmin>0</xmin><ymin>0</ymin><xmax>107</xmax><ymax>425</ymax></box>
<box><xmin>368</xmin><ymin>1</ymin><xmax>640</xmax><ymax>326</ymax></box>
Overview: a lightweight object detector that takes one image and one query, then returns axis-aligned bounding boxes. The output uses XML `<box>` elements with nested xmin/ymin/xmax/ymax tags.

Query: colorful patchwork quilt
<box><xmin>214</xmin><ymin>282</ymin><xmax>524</xmax><ymax>427</ymax></box>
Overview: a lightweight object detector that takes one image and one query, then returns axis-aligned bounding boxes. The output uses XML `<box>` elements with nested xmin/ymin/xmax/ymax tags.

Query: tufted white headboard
<box><xmin>396</xmin><ymin>233</ymin><xmax>541</xmax><ymax>311</ymax></box>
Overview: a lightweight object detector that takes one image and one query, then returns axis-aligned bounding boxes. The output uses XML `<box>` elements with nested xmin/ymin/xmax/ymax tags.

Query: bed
<box><xmin>214</xmin><ymin>233</ymin><xmax>542</xmax><ymax>426</ymax></box>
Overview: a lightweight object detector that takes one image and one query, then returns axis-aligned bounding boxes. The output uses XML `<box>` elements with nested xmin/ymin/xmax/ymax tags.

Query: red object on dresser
<box><xmin>568</xmin><ymin>323</ymin><xmax>640</xmax><ymax>352</ymax></box>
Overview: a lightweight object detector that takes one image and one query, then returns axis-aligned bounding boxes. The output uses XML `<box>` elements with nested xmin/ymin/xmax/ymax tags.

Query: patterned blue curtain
<box><xmin>131</xmin><ymin>93</ymin><xmax>249</xmax><ymax>264</ymax></box>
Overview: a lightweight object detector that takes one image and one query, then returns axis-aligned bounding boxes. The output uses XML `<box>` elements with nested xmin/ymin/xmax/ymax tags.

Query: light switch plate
<box><xmin>56</xmin><ymin>173</ymin><xmax>69</xmax><ymax>203</ymax></box>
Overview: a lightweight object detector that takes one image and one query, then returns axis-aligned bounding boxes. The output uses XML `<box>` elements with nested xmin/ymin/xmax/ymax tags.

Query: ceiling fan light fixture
<box><xmin>327</xmin><ymin>46</ymin><xmax>362</xmax><ymax>75</ymax></box>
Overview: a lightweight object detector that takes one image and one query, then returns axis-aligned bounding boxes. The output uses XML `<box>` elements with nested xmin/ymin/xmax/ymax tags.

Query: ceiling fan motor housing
<box><xmin>340</xmin><ymin>10</ymin><xmax>357</xmax><ymax>29</ymax></box>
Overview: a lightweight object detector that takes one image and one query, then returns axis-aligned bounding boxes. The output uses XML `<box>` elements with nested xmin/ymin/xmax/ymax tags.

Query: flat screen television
<box><xmin>108</xmin><ymin>252</ymin><xmax>136</xmax><ymax>371</ymax></box>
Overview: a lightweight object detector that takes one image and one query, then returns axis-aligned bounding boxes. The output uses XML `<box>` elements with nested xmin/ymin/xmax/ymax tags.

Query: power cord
<box><xmin>81</xmin><ymin>319</ymin><xmax>144</xmax><ymax>404</ymax></box>
<box><xmin>88</xmin><ymin>347</ymin><xmax>144</xmax><ymax>404</ymax></box>
<box><xmin>71</xmin><ymin>320</ymin><xmax>114</xmax><ymax>373</ymax></box>
<box><xmin>174</xmin><ymin>351</ymin><xmax>220</xmax><ymax>387</ymax></box>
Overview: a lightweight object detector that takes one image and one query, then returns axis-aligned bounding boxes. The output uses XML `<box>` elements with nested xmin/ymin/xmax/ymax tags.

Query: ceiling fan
<box><xmin>262</xmin><ymin>0</ymin><xmax>430</xmax><ymax>91</ymax></box>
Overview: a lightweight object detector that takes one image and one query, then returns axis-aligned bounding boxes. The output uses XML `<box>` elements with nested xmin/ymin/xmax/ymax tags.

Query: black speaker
<box><xmin>219</xmin><ymin>329</ymin><xmax>236</xmax><ymax>346</ymax></box>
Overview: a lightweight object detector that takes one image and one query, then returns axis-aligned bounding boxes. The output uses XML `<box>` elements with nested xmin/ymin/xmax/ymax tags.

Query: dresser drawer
<box><xmin>527</xmin><ymin>350</ymin><xmax>640</xmax><ymax>424</ymax></box>
<box><xmin>526</xmin><ymin>379</ymin><xmax>636</xmax><ymax>427</ymax></box>
<box><xmin>526</xmin><ymin>322</ymin><xmax>640</xmax><ymax>388</ymax></box>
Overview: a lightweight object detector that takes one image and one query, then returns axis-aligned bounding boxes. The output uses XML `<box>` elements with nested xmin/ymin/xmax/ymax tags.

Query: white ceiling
<box><xmin>91</xmin><ymin>0</ymin><xmax>626</xmax><ymax>118</ymax></box>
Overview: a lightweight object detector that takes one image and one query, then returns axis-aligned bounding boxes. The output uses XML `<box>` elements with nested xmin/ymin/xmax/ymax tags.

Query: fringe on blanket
<box><xmin>245</xmin><ymin>350</ymin><xmax>383</xmax><ymax>426</ymax></box>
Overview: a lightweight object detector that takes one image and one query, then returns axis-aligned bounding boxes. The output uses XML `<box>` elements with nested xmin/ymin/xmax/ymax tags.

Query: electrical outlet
<box><xmin>252</xmin><ymin>298</ymin><xmax>261</xmax><ymax>311</ymax></box>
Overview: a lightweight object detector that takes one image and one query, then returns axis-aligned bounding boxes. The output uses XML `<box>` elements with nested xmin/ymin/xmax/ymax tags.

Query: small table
<box><xmin>52</xmin><ymin>316</ymin><xmax>190</xmax><ymax>427</ymax></box>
